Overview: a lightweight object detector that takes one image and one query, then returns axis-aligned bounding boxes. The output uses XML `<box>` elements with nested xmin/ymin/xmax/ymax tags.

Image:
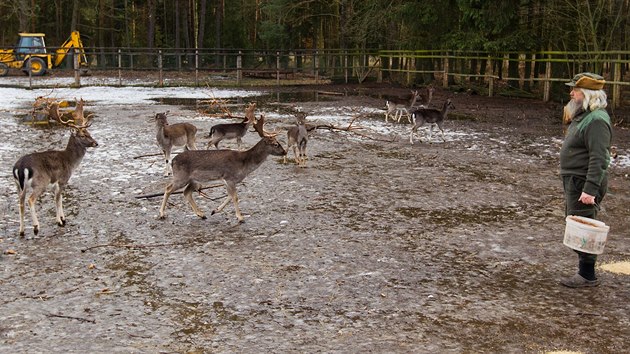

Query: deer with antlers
<box><xmin>207</xmin><ymin>102</ymin><xmax>257</xmax><ymax>149</ymax></box>
<box><xmin>154</xmin><ymin>112</ymin><xmax>198</xmax><ymax>177</ymax></box>
<box><xmin>158</xmin><ymin>114</ymin><xmax>286</xmax><ymax>222</ymax></box>
<box><xmin>12</xmin><ymin>99</ymin><xmax>98</xmax><ymax>236</ymax></box>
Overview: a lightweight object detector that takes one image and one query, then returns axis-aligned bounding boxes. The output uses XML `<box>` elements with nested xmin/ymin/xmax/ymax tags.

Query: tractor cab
<box><xmin>15</xmin><ymin>33</ymin><xmax>47</xmax><ymax>60</ymax></box>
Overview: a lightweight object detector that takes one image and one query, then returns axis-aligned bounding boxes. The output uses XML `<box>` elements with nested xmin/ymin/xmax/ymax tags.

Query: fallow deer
<box><xmin>409</xmin><ymin>98</ymin><xmax>455</xmax><ymax>144</ymax></box>
<box><xmin>12</xmin><ymin>100</ymin><xmax>98</xmax><ymax>236</ymax></box>
<box><xmin>158</xmin><ymin>114</ymin><xmax>286</xmax><ymax>222</ymax></box>
<box><xmin>385</xmin><ymin>100</ymin><xmax>411</xmax><ymax>123</ymax></box>
<box><xmin>207</xmin><ymin>102</ymin><xmax>256</xmax><ymax>149</ymax></box>
<box><xmin>284</xmin><ymin>112</ymin><xmax>308</xmax><ymax>166</ymax></box>
<box><xmin>154</xmin><ymin>112</ymin><xmax>198</xmax><ymax>177</ymax></box>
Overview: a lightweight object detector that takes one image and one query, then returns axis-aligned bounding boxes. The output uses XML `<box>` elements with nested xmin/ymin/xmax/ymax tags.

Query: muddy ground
<box><xmin>1</xmin><ymin>81</ymin><xmax>629</xmax><ymax>353</ymax></box>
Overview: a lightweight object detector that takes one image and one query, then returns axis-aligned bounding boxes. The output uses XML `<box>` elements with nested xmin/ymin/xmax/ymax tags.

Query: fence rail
<box><xmin>3</xmin><ymin>47</ymin><xmax>630</xmax><ymax>107</ymax></box>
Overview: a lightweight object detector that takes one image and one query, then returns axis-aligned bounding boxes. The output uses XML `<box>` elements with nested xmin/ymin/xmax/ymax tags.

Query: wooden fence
<box><xmin>3</xmin><ymin>47</ymin><xmax>630</xmax><ymax>107</ymax></box>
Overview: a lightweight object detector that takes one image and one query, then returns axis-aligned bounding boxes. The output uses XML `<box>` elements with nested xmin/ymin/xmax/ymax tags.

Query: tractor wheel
<box><xmin>0</xmin><ymin>63</ymin><xmax>8</xmax><ymax>77</ymax></box>
<box><xmin>25</xmin><ymin>57</ymin><xmax>47</xmax><ymax>76</ymax></box>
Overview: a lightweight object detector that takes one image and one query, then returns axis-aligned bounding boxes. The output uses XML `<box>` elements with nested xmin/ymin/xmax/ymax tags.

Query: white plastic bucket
<box><xmin>563</xmin><ymin>215</ymin><xmax>610</xmax><ymax>254</ymax></box>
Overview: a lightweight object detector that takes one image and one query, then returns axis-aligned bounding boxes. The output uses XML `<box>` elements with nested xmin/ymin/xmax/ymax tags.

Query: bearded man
<box><xmin>559</xmin><ymin>72</ymin><xmax>613</xmax><ymax>288</ymax></box>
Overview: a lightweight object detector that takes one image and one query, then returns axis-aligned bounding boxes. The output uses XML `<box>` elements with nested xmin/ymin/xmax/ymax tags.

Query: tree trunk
<box><xmin>198</xmin><ymin>0</ymin><xmax>207</xmax><ymax>49</ymax></box>
<box><xmin>71</xmin><ymin>0</ymin><xmax>79</xmax><ymax>31</ymax></box>
<box><xmin>147</xmin><ymin>0</ymin><xmax>156</xmax><ymax>49</ymax></box>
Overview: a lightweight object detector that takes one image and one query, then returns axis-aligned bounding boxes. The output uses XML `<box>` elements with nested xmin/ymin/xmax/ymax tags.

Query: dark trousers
<box><xmin>562</xmin><ymin>174</ymin><xmax>608</xmax><ymax>277</ymax></box>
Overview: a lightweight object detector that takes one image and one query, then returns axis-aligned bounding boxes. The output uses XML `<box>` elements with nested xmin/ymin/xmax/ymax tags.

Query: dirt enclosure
<box><xmin>0</xmin><ymin>80</ymin><xmax>629</xmax><ymax>353</ymax></box>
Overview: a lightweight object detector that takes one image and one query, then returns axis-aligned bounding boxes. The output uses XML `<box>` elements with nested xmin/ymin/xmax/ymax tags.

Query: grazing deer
<box><xmin>284</xmin><ymin>112</ymin><xmax>308</xmax><ymax>166</ymax></box>
<box><xmin>410</xmin><ymin>85</ymin><xmax>435</xmax><ymax>110</ymax></box>
<box><xmin>158</xmin><ymin>114</ymin><xmax>286</xmax><ymax>222</ymax></box>
<box><xmin>207</xmin><ymin>102</ymin><xmax>256</xmax><ymax>149</ymax></box>
<box><xmin>409</xmin><ymin>98</ymin><xmax>455</xmax><ymax>144</ymax></box>
<box><xmin>154</xmin><ymin>112</ymin><xmax>198</xmax><ymax>177</ymax></box>
<box><xmin>12</xmin><ymin>100</ymin><xmax>98</xmax><ymax>236</ymax></box>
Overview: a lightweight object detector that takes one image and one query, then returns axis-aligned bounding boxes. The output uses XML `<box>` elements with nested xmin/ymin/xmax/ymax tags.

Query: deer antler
<box><xmin>72</xmin><ymin>98</ymin><xmax>93</xmax><ymax>127</ymax></box>
<box><xmin>253</xmin><ymin>114</ymin><xmax>279</xmax><ymax>138</ymax></box>
<box><xmin>49</xmin><ymin>101</ymin><xmax>90</xmax><ymax>129</ymax></box>
<box><xmin>244</xmin><ymin>102</ymin><xmax>257</xmax><ymax>123</ymax></box>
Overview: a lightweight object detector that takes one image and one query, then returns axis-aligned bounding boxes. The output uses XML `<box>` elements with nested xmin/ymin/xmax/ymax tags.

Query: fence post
<box><xmin>195</xmin><ymin>49</ymin><xmax>199</xmax><ymax>87</ymax></box>
<box><xmin>237</xmin><ymin>51</ymin><xmax>242</xmax><ymax>85</ymax></box>
<box><xmin>488</xmin><ymin>76</ymin><xmax>494</xmax><ymax>97</ymax></box>
<box><xmin>276</xmin><ymin>51</ymin><xmax>280</xmax><ymax>86</ymax></box>
<box><xmin>314</xmin><ymin>50</ymin><xmax>319</xmax><ymax>83</ymax></box>
<box><xmin>158</xmin><ymin>50</ymin><xmax>163</xmax><ymax>87</ymax></box>
<box><xmin>73</xmin><ymin>48</ymin><xmax>80</xmax><ymax>87</ymax></box>
<box><xmin>27</xmin><ymin>58</ymin><xmax>33</xmax><ymax>89</ymax></box>
<box><xmin>377</xmin><ymin>53</ymin><xmax>382</xmax><ymax>83</ymax></box>
<box><xmin>442</xmin><ymin>54</ymin><xmax>449</xmax><ymax>88</ymax></box>
<box><xmin>543</xmin><ymin>57</ymin><xmax>551</xmax><ymax>102</ymax></box>
<box><xmin>612</xmin><ymin>55</ymin><xmax>621</xmax><ymax>108</ymax></box>
<box><xmin>118</xmin><ymin>49</ymin><xmax>122</xmax><ymax>87</ymax></box>
<box><xmin>406</xmin><ymin>54</ymin><xmax>411</xmax><ymax>86</ymax></box>
<box><xmin>344</xmin><ymin>50</ymin><xmax>348</xmax><ymax>84</ymax></box>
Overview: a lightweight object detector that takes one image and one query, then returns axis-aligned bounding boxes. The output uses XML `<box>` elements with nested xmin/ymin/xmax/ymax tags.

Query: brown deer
<box><xmin>284</xmin><ymin>112</ymin><xmax>308</xmax><ymax>166</ymax></box>
<box><xmin>409</xmin><ymin>98</ymin><xmax>455</xmax><ymax>144</ymax></box>
<box><xmin>207</xmin><ymin>102</ymin><xmax>256</xmax><ymax>149</ymax></box>
<box><xmin>12</xmin><ymin>100</ymin><xmax>98</xmax><ymax>236</ymax></box>
<box><xmin>154</xmin><ymin>112</ymin><xmax>198</xmax><ymax>176</ymax></box>
<box><xmin>158</xmin><ymin>114</ymin><xmax>286</xmax><ymax>222</ymax></box>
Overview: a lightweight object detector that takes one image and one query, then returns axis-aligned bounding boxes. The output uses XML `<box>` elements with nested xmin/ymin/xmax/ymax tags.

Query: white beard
<box><xmin>563</xmin><ymin>99</ymin><xmax>584</xmax><ymax>125</ymax></box>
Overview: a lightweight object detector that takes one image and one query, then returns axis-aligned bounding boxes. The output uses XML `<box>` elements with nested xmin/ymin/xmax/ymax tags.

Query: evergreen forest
<box><xmin>1</xmin><ymin>0</ymin><xmax>629</xmax><ymax>54</ymax></box>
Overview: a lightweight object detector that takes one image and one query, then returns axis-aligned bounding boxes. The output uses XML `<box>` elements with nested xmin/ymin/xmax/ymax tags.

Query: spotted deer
<box><xmin>207</xmin><ymin>102</ymin><xmax>256</xmax><ymax>149</ymax></box>
<box><xmin>12</xmin><ymin>100</ymin><xmax>98</xmax><ymax>236</ymax></box>
<box><xmin>154</xmin><ymin>112</ymin><xmax>198</xmax><ymax>177</ymax></box>
<box><xmin>158</xmin><ymin>114</ymin><xmax>286</xmax><ymax>222</ymax></box>
<box><xmin>385</xmin><ymin>100</ymin><xmax>411</xmax><ymax>123</ymax></box>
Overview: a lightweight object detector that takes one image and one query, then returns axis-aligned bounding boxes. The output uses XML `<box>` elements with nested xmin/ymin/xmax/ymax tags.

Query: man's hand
<box><xmin>579</xmin><ymin>192</ymin><xmax>596</xmax><ymax>205</ymax></box>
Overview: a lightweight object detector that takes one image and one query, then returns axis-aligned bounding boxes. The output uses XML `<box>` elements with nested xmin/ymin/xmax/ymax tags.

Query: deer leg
<box><xmin>410</xmin><ymin>124</ymin><xmax>422</xmax><ymax>144</ymax></box>
<box><xmin>183</xmin><ymin>182</ymin><xmax>206</xmax><ymax>219</ymax></box>
<box><xmin>237</xmin><ymin>137</ymin><xmax>242</xmax><ymax>151</ymax></box>
<box><xmin>428</xmin><ymin>125</ymin><xmax>434</xmax><ymax>143</ymax></box>
<box><xmin>17</xmin><ymin>187</ymin><xmax>26</xmax><ymax>236</ymax></box>
<box><xmin>158</xmin><ymin>183</ymin><xmax>176</xmax><ymax>219</ymax></box>
<box><xmin>299</xmin><ymin>143</ymin><xmax>307</xmax><ymax>166</ymax></box>
<box><xmin>27</xmin><ymin>193</ymin><xmax>40</xmax><ymax>236</ymax></box>
<box><xmin>226</xmin><ymin>182</ymin><xmax>244</xmax><ymax>222</ymax></box>
<box><xmin>53</xmin><ymin>182</ymin><xmax>66</xmax><ymax>227</ymax></box>
<box><xmin>292</xmin><ymin>145</ymin><xmax>299</xmax><ymax>164</ymax></box>
<box><xmin>438</xmin><ymin>122</ymin><xmax>446</xmax><ymax>142</ymax></box>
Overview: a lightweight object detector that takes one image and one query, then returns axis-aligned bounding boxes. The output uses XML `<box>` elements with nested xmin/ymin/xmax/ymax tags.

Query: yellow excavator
<box><xmin>0</xmin><ymin>30</ymin><xmax>88</xmax><ymax>76</ymax></box>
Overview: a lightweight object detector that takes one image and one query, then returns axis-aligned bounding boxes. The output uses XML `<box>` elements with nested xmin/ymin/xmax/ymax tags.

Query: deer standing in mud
<box><xmin>284</xmin><ymin>111</ymin><xmax>308</xmax><ymax>166</ymax></box>
<box><xmin>409</xmin><ymin>98</ymin><xmax>455</xmax><ymax>144</ymax></box>
<box><xmin>158</xmin><ymin>114</ymin><xmax>286</xmax><ymax>222</ymax></box>
<box><xmin>207</xmin><ymin>102</ymin><xmax>257</xmax><ymax>149</ymax></box>
<box><xmin>154</xmin><ymin>112</ymin><xmax>198</xmax><ymax>176</ymax></box>
<box><xmin>12</xmin><ymin>100</ymin><xmax>98</xmax><ymax>236</ymax></box>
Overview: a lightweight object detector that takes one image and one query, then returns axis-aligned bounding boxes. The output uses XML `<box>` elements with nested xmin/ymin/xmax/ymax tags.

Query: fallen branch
<box><xmin>133</xmin><ymin>152</ymin><xmax>165</xmax><ymax>159</ymax></box>
<box><xmin>135</xmin><ymin>183</ymin><xmax>225</xmax><ymax>199</ymax></box>
<box><xmin>46</xmin><ymin>313</ymin><xmax>96</xmax><ymax>324</ymax></box>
